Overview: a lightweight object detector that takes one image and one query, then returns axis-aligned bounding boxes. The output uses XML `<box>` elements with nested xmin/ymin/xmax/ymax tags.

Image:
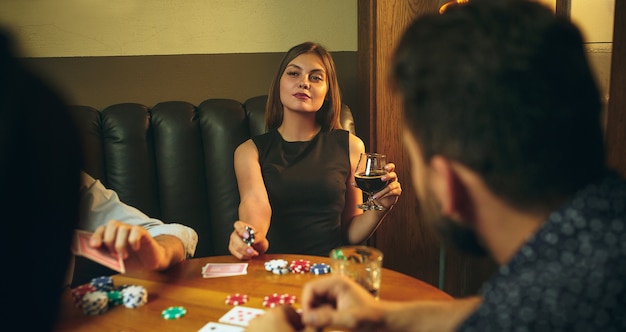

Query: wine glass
<box><xmin>355</xmin><ymin>153</ymin><xmax>389</xmax><ymax>211</ymax></box>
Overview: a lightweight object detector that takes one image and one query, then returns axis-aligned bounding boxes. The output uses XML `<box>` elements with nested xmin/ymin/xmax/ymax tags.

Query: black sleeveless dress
<box><xmin>251</xmin><ymin>128</ymin><xmax>350</xmax><ymax>256</ymax></box>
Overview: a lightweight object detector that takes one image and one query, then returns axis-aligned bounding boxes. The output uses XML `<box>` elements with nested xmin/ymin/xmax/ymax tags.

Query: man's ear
<box><xmin>429</xmin><ymin>156</ymin><xmax>470</xmax><ymax>221</ymax></box>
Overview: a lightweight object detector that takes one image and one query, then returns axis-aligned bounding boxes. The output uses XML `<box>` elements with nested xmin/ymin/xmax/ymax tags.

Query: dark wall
<box><xmin>21</xmin><ymin>52</ymin><xmax>358</xmax><ymax>115</ymax></box>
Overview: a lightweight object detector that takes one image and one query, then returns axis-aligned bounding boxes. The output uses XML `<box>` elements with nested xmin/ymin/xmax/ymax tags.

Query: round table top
<box><xmin>55</xmin><ymin>254</ymin><xmax>452</xmax><ymax>331</ymax></box>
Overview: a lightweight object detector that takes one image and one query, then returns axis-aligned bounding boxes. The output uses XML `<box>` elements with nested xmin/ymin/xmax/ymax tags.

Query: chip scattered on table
<box><xmin>162</xmin><ymin>306</ymin><xmax>187</xmax><ymax>320</ymax></box>
<box><xmin>262</xmin><ymin>293</ymin><xmax>285</xmax><ymax>308</ymax></box>
<box><xmin>280</xmin><ymin>293</ymin><xmax>297</xmax><ymax>305</ymax></box>
<box><xmin>225</xmin><ymin>293</ymin><xmax>249</xmax><ymax>306</ymax></box>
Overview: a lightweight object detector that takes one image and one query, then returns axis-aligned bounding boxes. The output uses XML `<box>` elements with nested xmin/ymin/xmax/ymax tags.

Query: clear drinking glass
<box><xmin>330</xmin><ymin>245</ymin><xmax>384</xmax><ymax>299</ymax></box>
<box><xmin>355</xmin><ymin>153</ymin><xmax>389</xmax><ymax>211</ymax></box>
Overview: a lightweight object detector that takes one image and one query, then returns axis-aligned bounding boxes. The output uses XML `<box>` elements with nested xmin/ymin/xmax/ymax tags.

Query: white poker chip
<box><xmin>264</xmin><ymin>259</ymin><xmax>289</xmax><ymax>271</ymax></box>
<box><xmin>121</xmin><ymin>285</ymin><xmax>148</xmax><ymax>308</ymax></box>
<box><xmin>80</xmin><ymin>291</ymin><xmax>109</xmax><ymax>315</ymax></box>
<box><xmin>271</xmin><ymin>267</ymin><xmax>291</xmax><ymax>275</ymax></box>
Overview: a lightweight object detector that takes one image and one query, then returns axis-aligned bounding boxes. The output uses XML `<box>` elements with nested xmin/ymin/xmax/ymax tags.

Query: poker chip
<box><xmin>225</xmin><ymin>293</ymin><xmax>249</xmax><ymax>306</ymax></box>
<box><xmin>265</xmin><ymin>259</ymin><xmax>290</xmax><ymax>274</ymax></box>
<box><xmin>80</xmin><ymin>291</ymin><xmax>109</xmax><ymax>316</ymax></box>
<box><xmin>262</xmin><ymin>293</ymin><xmax>285</xmax><ymax>308</ymax></box>
<box><xmin>280</xmin><ymin>293</ymin><xmax>297</xmax><ymax>305</ymax></box>
<box><xmin>71</xmin><ymin>284</ymin><xmax>97</xmax><ymax>308</ymax></box>
<box><xmin>107</xmin><ymin>290</ymin><xmax>124</xmax><ymax>306</ymax></box>
<box><xmin>289</xmin><ymin>259</ymin><xmax>311</xmax><ymax>274</ymax></box>
<box><xmin>310</xmin><ymin>263</ymin><xmax>331</xmax><ymax>275</ymax></box>
<box><xmin>121</xmin><ymin>285</ymin><xmax>148</xmax><ymax>308</ymax></box>
<box><xmin>90</xmin><ymin>276</ymin><xmax>114</xmax><ymax>292</ymax></box>
<box><xmin>271</xmin><ymin>267</ymin><xmax>290</xmax><ymax>275</ymax></box>
<box><xmin>242</xmin><ymin>226</ymin><xmax>255</xmax><ymax>246</ymax></box>
<box><xmin>71</xmin><ymin>276</ymin><xmax>150</xmax><ymax>315</ymax></box>
<box><xmin>161</xmin><ymin>306</ymin><xmax>187</xmax><ymax>320</ymax></box>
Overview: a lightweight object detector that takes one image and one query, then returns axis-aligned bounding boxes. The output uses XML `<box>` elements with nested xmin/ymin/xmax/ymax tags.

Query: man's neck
<box><xmin>476</xmin><ymin>195</ymin><xmax>548</xmax><ymax>265</ymax></box>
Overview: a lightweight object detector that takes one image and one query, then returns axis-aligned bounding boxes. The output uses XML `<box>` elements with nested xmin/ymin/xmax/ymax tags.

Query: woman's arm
<box><xmin>230</xmin><ymin>140</ymin><xmax>272</xmax><ymax>259</ymax></box>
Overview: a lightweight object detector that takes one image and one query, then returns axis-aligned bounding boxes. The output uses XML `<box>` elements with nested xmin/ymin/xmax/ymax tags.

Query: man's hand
<box><xmin>246</xmin><ymin>305</ymin><xmax>304</xmax><ymax>332</ymax></box>
<box><xmin>300</xmin><ymin>275</ymin><xmax>385</xmax><ymax>330</ymax></box>
<box><xmin>89</xmin><ymin>220</ymin><xmax>183</xmax><ymax>271</ymax></box>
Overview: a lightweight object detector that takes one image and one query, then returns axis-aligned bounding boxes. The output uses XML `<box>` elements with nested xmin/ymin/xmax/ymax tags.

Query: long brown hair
<box><xmin>265</xmin><ymin>41</ymin><xmax>342</xmax><ymax>131</ymax></box>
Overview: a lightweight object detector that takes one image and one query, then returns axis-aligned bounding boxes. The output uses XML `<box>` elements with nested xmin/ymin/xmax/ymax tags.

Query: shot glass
<box><xmin>329</xmin><ymin>245</ymin><xmax>383</xmax><ymax>298</ymax></box>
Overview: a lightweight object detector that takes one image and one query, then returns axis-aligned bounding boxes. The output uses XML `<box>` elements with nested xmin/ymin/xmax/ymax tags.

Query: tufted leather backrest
<box><xmin>69</xmin><ymin>95</ymin><xmax>355</xmax><ymax>258</ymax></box>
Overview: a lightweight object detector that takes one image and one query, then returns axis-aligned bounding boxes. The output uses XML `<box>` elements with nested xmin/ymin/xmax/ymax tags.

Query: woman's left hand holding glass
<box><xmin>371</xmin><ymin>163</ymin><xmax>401</xmax><ymax>210</ymax></box>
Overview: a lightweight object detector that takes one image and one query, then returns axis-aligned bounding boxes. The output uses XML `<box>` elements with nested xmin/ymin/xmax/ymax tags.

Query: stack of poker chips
<box><xmin>121</xmin><ymin>285</ymin><xmax>148</xmax><ymax>308</ymax></box>
<box><xmin>310</xmin><ymin>263</ymin><xmax>331</xmax><ymax>275</ymax></box>
<box><xmin>70</xmin><ymin>276</ymin><xmax>149</xmax><ymax>315</ymax></box>
<box><xmin>264</xmin><ymin>259</ymin><xmax>331</xmax><ymax>275</ymax></box>
<box><xmin>289</xmin><ymin>259</ymin><xmax>312</xmax><ymax>274</ymax></box>
<box><xmin>264</xmin><ymin>259</ymin><xmax>290</xmax><ymax>274</ymax></box>
<box><xmin>80</xmin><ymin>291</ymin><xmax>109</xmax><ymax>315</ymax></box>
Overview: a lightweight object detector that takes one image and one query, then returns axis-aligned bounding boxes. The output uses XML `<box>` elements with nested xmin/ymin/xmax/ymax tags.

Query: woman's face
<box><xmin>279</xmin><ymin>52</ymin><xmax>328</xmax><ymax>114</ymax></box>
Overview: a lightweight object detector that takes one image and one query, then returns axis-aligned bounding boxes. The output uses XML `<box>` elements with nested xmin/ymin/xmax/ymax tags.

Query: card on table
<box><xmin>218</xmin><ymin>306</ymin><xmax>265</xmax><ymax>327</ymax></box>
<box><xmin>197</xmin><ymin>322</ymin><xmax>245</xmax><ymax>332</ymax></box>
<box><xmin>202</xmin><ymin>263</ymin><xmax>248</xmax><ymax>278</ymax></box>
<box><xmin>72</xmin><ymin>230</ymin><xmax>125</xmax><ymax>273</ymax></box>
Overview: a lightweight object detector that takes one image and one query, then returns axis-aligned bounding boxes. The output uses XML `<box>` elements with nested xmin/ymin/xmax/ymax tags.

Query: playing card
<box><xmin>198</xmin><ymin>322</ymin><xmax>244</xmax><ymax>332</ymax></box>
<box><xmin>72</xmin><ymin>230</ymin><xmax>125</xmax><ymax>273</ymax></box>
<box><xmin>202</xmin><ymin>263</ymin><xmax>248</xmax><ymax>278</ymax></box>
<box><xmin>218</xmin><ymin>306</ymin><xmax>265</xmax><ymax>327</ymax></box>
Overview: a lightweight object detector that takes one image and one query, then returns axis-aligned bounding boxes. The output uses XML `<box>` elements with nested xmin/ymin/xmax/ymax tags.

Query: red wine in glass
<box><xmin>355</xmin><ymin>153</ymin><xmax>388</xmax><ymax>210</ymax></box>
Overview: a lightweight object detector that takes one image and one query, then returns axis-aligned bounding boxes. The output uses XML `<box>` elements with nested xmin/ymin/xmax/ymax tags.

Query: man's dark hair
<box><xmin>393</xmin><ymin>0</ymin><xmax>606</xmax><ymax>211</ymax></box>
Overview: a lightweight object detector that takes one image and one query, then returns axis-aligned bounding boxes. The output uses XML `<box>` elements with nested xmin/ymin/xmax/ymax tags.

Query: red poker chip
<box><xmin>289</xmin><ymin>259</ymin><xmax>311</xmax><ymax>273</ymax></box>
<box><xmin>262</xmin><ymin>293</ymin><xmax>285</xmax><ymax>308</ymax></box>
<box><xmin>225</xmin><ymin>293</ymin><xmax>249</xmax><ymax>306</ymax></box>
<box><xmin>71</xmin><ymin>284</ymin><xmax>97</xmax><ymax>308</ymax></box>
<box><xmin>280</xmin><ymin>293</ymin><xmax>297</xmax><ymax>304</ymax></box>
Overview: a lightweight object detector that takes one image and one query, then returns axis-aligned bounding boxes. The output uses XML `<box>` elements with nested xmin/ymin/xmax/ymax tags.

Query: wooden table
<box><xmin>55</xmin><ymin>254</ymin><xmax>452</xmax><ymax>331</ymax></box>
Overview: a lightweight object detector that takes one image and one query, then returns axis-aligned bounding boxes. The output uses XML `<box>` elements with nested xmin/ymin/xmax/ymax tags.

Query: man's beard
<box><xmin>433</xmin><ymin>216</ymin><xmax>489</xmax><ymax>257</ymax></box>
<box><xmin>419</xmin><ymin>182</ymin><xmax>489</xmax><ymax>257</ymax></box>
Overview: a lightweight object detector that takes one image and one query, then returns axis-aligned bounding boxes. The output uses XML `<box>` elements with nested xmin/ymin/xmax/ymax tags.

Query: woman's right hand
<box><xmin>228</xmin><ymin>221</ymin><xmax>269</xmax><ymax>260</ymax></box>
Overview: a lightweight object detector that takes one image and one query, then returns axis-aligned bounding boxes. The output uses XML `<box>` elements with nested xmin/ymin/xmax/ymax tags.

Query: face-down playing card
<box><xmin>72</xmin><ymin>230</ymin><xmax>125</xmax><ymax>273</ymax></box>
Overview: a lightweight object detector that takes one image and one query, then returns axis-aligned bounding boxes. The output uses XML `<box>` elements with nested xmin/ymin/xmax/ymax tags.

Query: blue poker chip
<box><xmin>310</xmin><ymin>263</ymin><xmax>331</xmax><ymax>275</ymax></box>
<box><xmin>90</xmin><ymin>276</ymin><xmax>114</xmax><ymax>292</ymax></box>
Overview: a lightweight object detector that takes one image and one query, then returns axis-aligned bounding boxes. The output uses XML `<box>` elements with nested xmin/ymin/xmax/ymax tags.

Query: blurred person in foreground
<box><xmin>246</xmin><ymin>0</ymin><xmax>626</xmax><ymax>331</ymax></box>
<box><xmin>0</xmin><ymin>27</ymin><xmax>83</xmax><ymax>330</ymax></box>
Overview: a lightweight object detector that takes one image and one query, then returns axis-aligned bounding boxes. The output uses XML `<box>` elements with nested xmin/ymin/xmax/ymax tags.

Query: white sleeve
<box><xmin>79</xmin><ymin>171</ymin><xmax>198</xmax><ymax>258</ymax></box>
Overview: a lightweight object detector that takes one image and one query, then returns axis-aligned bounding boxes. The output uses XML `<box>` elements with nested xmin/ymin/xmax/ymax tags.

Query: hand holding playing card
<box><xmin>72</xmin><ymin>230</ymin><xmax>125</xmax><ymax>273</ymax></box>
<box><xmin>87</xmin><ymin>219</ymin><xmax>184</xmax><ymax>273</ymax></box>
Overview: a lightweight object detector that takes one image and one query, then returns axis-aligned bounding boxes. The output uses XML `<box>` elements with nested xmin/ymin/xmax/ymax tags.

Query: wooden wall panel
<box><xmin>606</xmin><ymin>0</ymin><xmax>626</xmax><ymax>178</ymax></box>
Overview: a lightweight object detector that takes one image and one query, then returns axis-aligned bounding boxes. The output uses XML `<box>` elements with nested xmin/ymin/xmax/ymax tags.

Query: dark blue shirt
<box><xmin>459</xmin><ymin>173</ymin><xmax>626</xmax><ymax>331</ymax></box>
